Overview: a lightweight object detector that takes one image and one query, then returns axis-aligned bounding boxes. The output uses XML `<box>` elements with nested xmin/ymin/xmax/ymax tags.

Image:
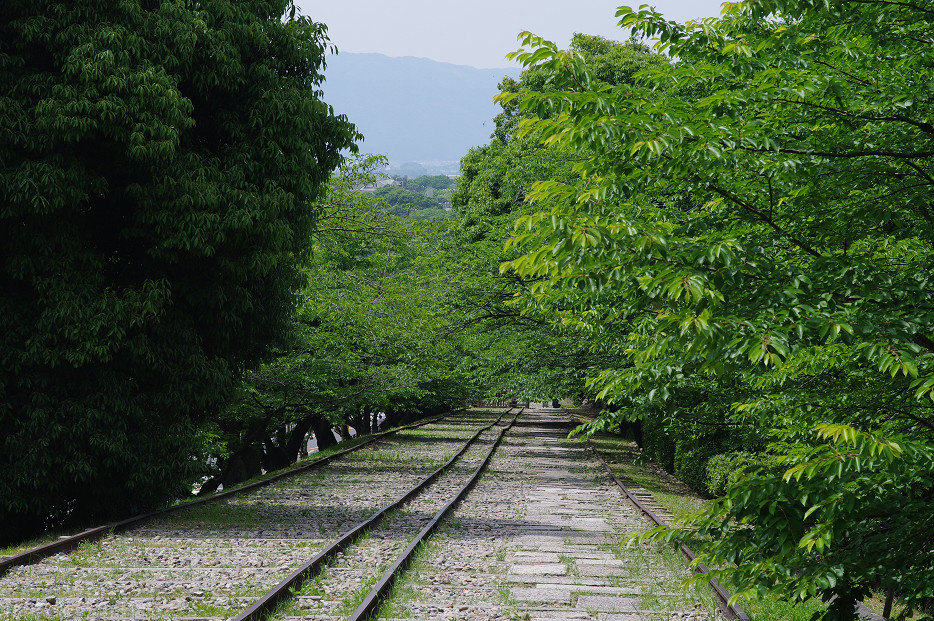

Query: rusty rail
<box><xmin>584</xmin><ymin>438</ymin><xmax>752</xmax><ymax>621</ymax></box>
<box><xmin>0</xmin><ymin>408</ymin><xmax>461</xmax><ymax>577</ymax></box>
<box><xmin>346</xmin><ymin>408</ymin><xmax>521</xmax><ymax>621</ymax></box>
<box><xmin>231</xmin><ymin>408</ymin><xmax>517</xmax><ymax>621</ymax></box>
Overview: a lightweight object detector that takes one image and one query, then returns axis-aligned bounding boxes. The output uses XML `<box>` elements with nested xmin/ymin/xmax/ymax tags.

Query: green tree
<box><xmin>201</xmin><ymin>155</ymin><xmax>473</xmax><ymax>491</ymax></box>
<box><xmin>406</xmin><ymin>174</ymin><xmax>455</xmax><ymax>192</ymax></box>
<box><xmin>502</xmin><ymin>1</ymin><xmax>934</xmax><ymax>617</ymax></box>
<box><xmin>449</xmin><ymin>34</ymin><xmax>667</xmax><ymax>403</ymax></box>
<box><xmin>0</xmin><ymin>0</ymin><xmax>358</xmax><ymax>541</ymax></box>
<box><xmin>374</xmin><ymin>186</ymin><xmax>445</xmax><ymax>215</ymax></box>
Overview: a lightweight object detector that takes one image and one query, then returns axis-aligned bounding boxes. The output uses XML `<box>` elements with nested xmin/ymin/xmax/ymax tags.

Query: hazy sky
<box><xmin>295</xmin><ymin>1</ymin><xmax>727</xmax><ymax>69</ymax></box>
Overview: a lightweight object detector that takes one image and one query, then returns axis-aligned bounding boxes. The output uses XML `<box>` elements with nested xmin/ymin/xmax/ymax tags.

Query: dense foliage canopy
<box><xmin>447</xmin><ymin>35</ymin><xmax>671</xmax><ymax>403</ymax></box>
<box><xmin>0</xmin><ymin>0</ymin><xmax>357</xmax><ymax>541</ymax></box>
<box><xmin>4</xmin><ymin>2</ymin><xmax>930</xmax><ymax>616</ymax></box>
<box><xmin>373</xmin><ymin>185</ymin><xmax>453</xmax><ymax>220</ymax></box>
<box><xmin>199</xmin><ymin>156</ymin><xmax>475</xmax><ymax>490</ymax></box>
<box><xmin>501</xmin><ymin>0</ymin><xmax>934</xmax><ymax>617</ymax></box>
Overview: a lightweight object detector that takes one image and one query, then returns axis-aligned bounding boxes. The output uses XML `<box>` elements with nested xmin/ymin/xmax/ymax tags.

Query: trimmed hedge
<box><xmin>674</xmin><ymin>436</ymin><xmax>731</xmax><ymax>496</ymax></box>
<box><xmin>705</xmin><ymin>451</ymin><xmax>781</xmax><ymax>497</ymax></box>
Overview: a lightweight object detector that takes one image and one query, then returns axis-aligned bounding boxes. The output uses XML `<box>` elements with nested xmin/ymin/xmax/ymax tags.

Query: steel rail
<box><xmin>230</xmin><ymin>408</ymin><xmax>515</xmax><ymax>621</ymax></box>
<box><xmin>346</xmin><ymin>408</ymin><xmax>522</xmax><ymax>621</ymax></box>
<box><xmin>579</xmin><ymin>414</ymin><xmax>892</xmax><ymax>621</ymax></box>
<box><xmin>583</xmin><ymin>436</ymin><xmax>752</xmax><ymax>621</ymax></box>
<box><xmin>0</xmin><ymin>408</ymin><xmax>462</xmax><ymax>577</ymax></box>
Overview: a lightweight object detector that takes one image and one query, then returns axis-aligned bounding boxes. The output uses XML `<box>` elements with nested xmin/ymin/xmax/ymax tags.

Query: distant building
<box><xmin>357</xmin><ymin>177</ymin><xmax>395</xmax><ymax>192</ymax></box>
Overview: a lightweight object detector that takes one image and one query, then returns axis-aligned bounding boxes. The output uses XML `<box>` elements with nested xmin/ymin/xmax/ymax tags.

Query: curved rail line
<box><xmin>229</xmin><ymin>408</ymin><xmax>519</xmax><ymax>621</ymax></box>
<box><xmin>583</xmin><ymin>435</ymin><xmax>752</xmax><ymax>621</ymax></box>
<box><xmin>0</xmin><ymin>408</ymin><xmax>463</xmax><ymax>577</ymax></box>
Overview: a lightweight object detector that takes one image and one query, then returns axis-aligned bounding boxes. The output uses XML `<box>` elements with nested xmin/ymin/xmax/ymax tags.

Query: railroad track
<box><xmin>0</xmin><ymin>409</ymin><xmax>462</xmax><ymax>576</ymax></box>
<box><xmin>259</xmin><ymin>408</ymin><xmax>519</xmax><ymax>621</ymax></box>
<box><xmin>0</xmin><ymin>408</ymin><xmax>518</xmax><ymax>621</ymax></box>
<box><xmin>367</xmin><ymin>408</ymin><xmax>732</xmax><ymax>621</ymax></box>
<box><xmin>585</xmin><ymin>434</ymin><xmax>751</xmax><ymax>621</ymax></box>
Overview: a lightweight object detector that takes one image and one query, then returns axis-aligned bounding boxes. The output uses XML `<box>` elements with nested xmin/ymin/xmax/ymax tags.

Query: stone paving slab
<box><xmin>525</xmin><ymin>611</ymin><xmax>594</xmax><ymax>620</ymax></box>
<box><xmin>534</xmin><ymin>546</ymin><xmax>618</xmax><ymax>556</ymax></box>
<box><xmin>505</xmin><ymin>575</ymin><xmax>610</xmax><ymax>586</ymax></box>
<box><xmin>510</xmin><ymin>587</ymin><xmax>575</xmax><ymax>603</ymax></box>
<box><xmin>514</xmin><ymin>533</ymin><xmax>617</xmax><ymax>546</ymax></box>
<box><xmin>578</xmin><ymin>564</ymin><xmax>634</xmax><ymax>577</ymax></box>
<box><xmin>508</xmin><ymin>563</ymin><xmax>569</xmax><ymax>575</ymax></box>
<box><xmin>576</xmin><ymin>595</ymin><xmax>640</xmax><ymax>612</ymax></box>
<box><xmin>569</xmin><ymin>517</ymin><xmax>613</xmax><ymax>530</ymax></box>
<box><xmin>512</xmin><ymin>552</ymin><xmax>562</xmax><ymax>563</ymax></box>
<box><xmin>541</xmin><ymin>584</ymin><xmax>643</xmax><ymax>596</ymax></box>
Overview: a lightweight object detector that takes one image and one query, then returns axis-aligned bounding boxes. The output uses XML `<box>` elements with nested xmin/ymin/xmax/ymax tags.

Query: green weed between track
<box><xmin>567</xmin><ymin>408</ymin><xmax>826</xmax><ymax>621</ymax></box>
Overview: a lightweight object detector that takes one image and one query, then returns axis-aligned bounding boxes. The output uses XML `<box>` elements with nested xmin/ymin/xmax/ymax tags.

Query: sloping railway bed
<box><xmin>2</xmin><ymin>407</ymin><xmax>770</xmax><ymax>621</ymax></box>
<box><xmin>0</xmin><ymin>408</ymin><xmax>515</xmax><ymax>620</ymax></box>
<box><xmin>0</xmin><ymin>409</ymin><xmax>456</xmax><ymax>572</ymax></box>
<box><xmin>362</xmin><ymin>409</ymin><xmax>731</xmax><ymax>621</ymax></box>
<box><xmin>238</xmin><ymin>410</ymin><xmax>518</xmax><ymax>621</ymax></box>
<box><xmin>586</xmin><ymin>438</ymin><xmax>749</xmax><ymax>621</ymax></box>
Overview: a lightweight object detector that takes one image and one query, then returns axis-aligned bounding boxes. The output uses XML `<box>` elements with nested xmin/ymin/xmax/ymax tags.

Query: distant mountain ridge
<box><xmin>321</xmin><ymin>53</ymin><xmax>521</xmax><ymax>172</ymax></box>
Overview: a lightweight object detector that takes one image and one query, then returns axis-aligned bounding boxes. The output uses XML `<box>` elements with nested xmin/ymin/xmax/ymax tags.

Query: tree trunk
<box><xmin>225</xmin><ymin>446</ymin><xmax>263</xmax><ymax>487</ymax></box>
<box><xmin>312</xmin><ymin>417</ymin><xmax>338</xmax><ymax>452</ymax></box>
<box><xmin>348</xmin><ymin>413</ymin><xmax>367</xmax><ymax>437</ymax></box>
<box><xmin>198</xmin><ymin>414</ymin><xmax>274</xmax><ymax>494</ymax></box>
<box><xmin>263</xmin><ymin>415</ymin><xmax>320</xmax><ymax>471</ymax></box>
<box><xmin>882</xmin><ymin>585</ymin><xmax>895</xmax><ymax>619</ymax></box>
<box><xmin>283</xmin><ymin>415</ymin><xmax>316</xmax><ymax>462</ymax></box>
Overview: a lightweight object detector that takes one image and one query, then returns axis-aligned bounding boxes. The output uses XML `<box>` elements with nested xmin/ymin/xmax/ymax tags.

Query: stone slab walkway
<box><xmin>380</xmin><ymin>406</ymin><xmax>724</xmax><ymax>621</ymax></box>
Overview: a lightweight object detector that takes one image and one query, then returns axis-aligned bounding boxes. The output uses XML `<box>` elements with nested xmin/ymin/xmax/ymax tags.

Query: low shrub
<box><xmin>705</xmin><ymin>451</ymin><xmax>781</xmax><ymax>497</ymax></box>
<box><xmin>673</xmin><ymin>437</ymin><xmax>728</xmax><ymax>496</ymax></box>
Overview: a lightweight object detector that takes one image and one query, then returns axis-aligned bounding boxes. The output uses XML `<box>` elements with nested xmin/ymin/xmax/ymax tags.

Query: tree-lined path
<box><xmin>0</xmin><ymin>408</ymin><xmax>722</xmax><ymax>621</ymax></box>
<box><xmin>368</xmin><ymin>406</ymin><xmax>723</xmax><ymax>621</ymax></box>
<box><xmin>4</xmin><ymin>1</ymin><xmax>931</xmax><ymax>618</ymax></box>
